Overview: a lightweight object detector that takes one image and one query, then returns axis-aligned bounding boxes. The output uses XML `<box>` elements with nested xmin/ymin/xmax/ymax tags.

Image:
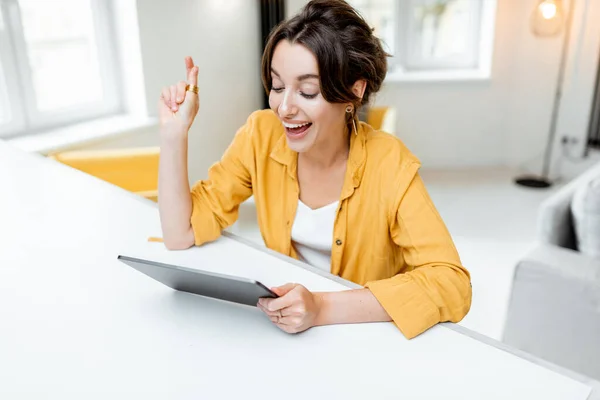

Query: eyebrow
<box><xmin>271</xmin><ymin>68</ymin><xmax>319</xmax><ymax>82</ymax></box>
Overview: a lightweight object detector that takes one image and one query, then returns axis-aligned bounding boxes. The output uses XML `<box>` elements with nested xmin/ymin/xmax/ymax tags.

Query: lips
<box><xmin>284</xmin><ymin>122</ymin><xmax>312</xmax><ymax>140</ymax></box>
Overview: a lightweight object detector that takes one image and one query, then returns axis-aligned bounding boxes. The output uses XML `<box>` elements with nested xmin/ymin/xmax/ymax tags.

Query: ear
<box><xmin>352</xmin><ymin>79</ymin><xmax>367</xmax><ymax>100</ymax></box>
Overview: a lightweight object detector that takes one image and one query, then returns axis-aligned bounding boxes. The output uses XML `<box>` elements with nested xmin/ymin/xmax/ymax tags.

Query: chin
<box><xmin>285</xmin><ymin>135</ymin><xmax>317</xmax><ymax>153</ymax></box>
<box><xmin>286</xmin><ymin>138</ymin><xmax>309</xmax><ymax>153</ymax></box>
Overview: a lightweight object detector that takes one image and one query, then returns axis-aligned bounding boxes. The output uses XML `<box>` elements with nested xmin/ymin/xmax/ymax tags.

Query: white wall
<box><xmin>286</xmin><ymin>0</ymin><xmax>507</xmax><ymax>167</ymax></box>
<box><xmin>286</xmin><ymin>0</ymin><xmax>308</xmax><ymax>17</ymax></box>
<box><xmin>547</xmin><ymin>0</ymin><xmax>600</xmax><ymax>178</ymax></box>
<box><xmin>138</xmin><ymin>0</ymin><xmax>262</xmax><ymax>183</ymax></box>
<box><xmin>90</xmin><ymin>0</ymin><xmax>262</xmax><ymax>184</ymax></box>
<box><xmin>89</xmin><ymin>0</ymin><xmax>600</xmax><ymax>181</ymax></box>
<box><xmin>378</xmin><ymin>0</ymin><xmax>600</xmax><ymax>174</ymax></box>
<box><xmin>501</xmin><ymin>0</ymin><xmax>600</xmax><ymax>179</ymax></box>
<box><xmin>286</xmin><ymin>0</ymin><xmax>600</xmax><ymax>176</ymax></box>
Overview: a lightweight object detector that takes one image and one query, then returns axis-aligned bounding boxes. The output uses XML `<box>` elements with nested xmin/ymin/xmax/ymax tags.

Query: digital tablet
<box><xmin>117</xmin><ymin>255</ymin><xmax>278</xmax><ymax>306</ymax></box>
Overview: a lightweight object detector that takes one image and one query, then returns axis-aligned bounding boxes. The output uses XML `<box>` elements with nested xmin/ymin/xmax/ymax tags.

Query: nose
<box><xmin>278</xmin><ymin>89</ymin><xmax>297</xmax><ymax>118</ymax></box>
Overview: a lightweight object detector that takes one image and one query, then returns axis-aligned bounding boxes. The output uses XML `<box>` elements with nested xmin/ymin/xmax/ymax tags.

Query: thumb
<box><xmin>271</xmin><ymin>283</ymin><xmax>297</xmax><ymax>296</ymax></box>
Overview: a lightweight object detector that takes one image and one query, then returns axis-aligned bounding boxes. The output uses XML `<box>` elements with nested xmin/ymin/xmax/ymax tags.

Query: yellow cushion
<box><xmin>49</xmin><ymin>147</ymin><xmax>159</xmax><ymax>201</ymax></box>
<box><xmin>367</xmin><ymin>106</ymin><xmax>389</xmax><ymax>131</ymax></box>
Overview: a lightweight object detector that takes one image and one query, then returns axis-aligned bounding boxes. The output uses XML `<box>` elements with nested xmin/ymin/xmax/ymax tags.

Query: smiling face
<box><xmin>268</xmin><ymin>40</ymin><xmax>349</xmax><ymax>154</ymax></box>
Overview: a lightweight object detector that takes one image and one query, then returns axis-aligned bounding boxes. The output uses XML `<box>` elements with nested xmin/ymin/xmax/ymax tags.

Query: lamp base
<box><xmin>514</xmin><ymin>176</ymin><xmax>552</xmax><ymax>188</ymax></box>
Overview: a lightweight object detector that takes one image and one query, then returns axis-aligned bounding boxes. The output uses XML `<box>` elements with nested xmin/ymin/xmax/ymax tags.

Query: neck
<box><xmin>300</xmin><ymin>126</ymin><xmax>350</xmax><ymax>169</ymax></box>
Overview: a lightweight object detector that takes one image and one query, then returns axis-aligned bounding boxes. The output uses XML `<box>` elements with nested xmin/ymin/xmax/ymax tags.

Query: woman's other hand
<box><xmin>257</xmin><ymin>283</ymin><xmax>323</xmax><ymax>334</ymax></box>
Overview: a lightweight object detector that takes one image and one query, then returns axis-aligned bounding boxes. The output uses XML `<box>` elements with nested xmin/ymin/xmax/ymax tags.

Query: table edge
<box><xmin>143</xmin><ymin>201</ymin><xmax>598</xmax><ymax>398</ymax></box>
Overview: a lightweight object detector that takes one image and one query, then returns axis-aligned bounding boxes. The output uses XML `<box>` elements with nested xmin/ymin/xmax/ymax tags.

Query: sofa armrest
<box><xmin>503</xmin><ymin>243</ymin><xmax>600</xmax><ymax>381</ymax></box>
<box><xmin>537</xmin><ymin>162</ymin><xmax>600</xmax><ymax>249</ymax></box>
<box><xmin>521</xmin><ymin>243</ymin><xmax>600</xmax><ymax>282</ymax></box>
<box><xmin>537</xmin><ymin>188</ymin><xmax>577</xmax><ymax>248</ymax></box>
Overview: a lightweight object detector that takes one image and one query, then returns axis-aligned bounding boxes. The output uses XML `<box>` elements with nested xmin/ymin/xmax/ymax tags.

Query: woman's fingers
<box><xmin>185</xmin><ymin>56</ymin><xmax>194</xmax><ymax>77</ymax></box>
<box><xmin>176</xmin><ymin>81</ymin><xmax>187</xmax><ymax>103</ymax></box>
<box><xmin>161</xmin><ymin>87</ymin><xmax>171</xmax><ymax>107</ymax></box>
<box><xmin>259</xmin><ymin>304</ymin><xmax>281</xmax><ymax>324</ymax></box>
<box><xmin>169</xmin><ymin>85</ymin><xmax>177</xmax><ymax>111</ymax></box>
<box><xmin>271</xmin><ymin>283</ymin><xmax>298</xmax><ymax>297</ymax></box>
<box><xmin>257</xmin><ymin>302</ymin><xmax>278</xmax><ymax>317</ymax></box>
<box><xmin>258</xmin><ymin>303</ymin><xmax>303</xmax><ymax>333</ymax></box>
<box><xmin>185</xmin><ymin>56</ymin><xmax>198</xmax><ymax>86</ymax></box>
<box><xmin>258</xmin><ymin>302</ymin><xmax>297</xmax><ymax>327</ymax></box>
<box><xmin>278</xmin><ymin>316</ymin><xmax>301</xmax><ymax>327</ymax></box>
<box><xmin>158</xmin><ymin>57</ymin><xmax>199</xmax><ymax>126</ymax></box>
<box><xmin>188</xmin><ymin>66</ymin><xmax>198</xmax><ymax>87</ymax></box>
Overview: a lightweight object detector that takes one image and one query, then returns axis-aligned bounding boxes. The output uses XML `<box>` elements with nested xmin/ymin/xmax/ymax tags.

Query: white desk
<box><xmin>0</xmin><ymin>140</ymin><xmax>595</xmax><ymax>400</ymax></box>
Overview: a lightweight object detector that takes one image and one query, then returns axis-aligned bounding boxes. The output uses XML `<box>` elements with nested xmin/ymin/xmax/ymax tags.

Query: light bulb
<box><xmin>539</xmin><ymin>1</ymin><xmax>558</xmax><ymax>19</ymax></box>
<box><xmin>531</xmin><ymin>0</ymin><xmax>565</xmax><ymax>36</ymax></box>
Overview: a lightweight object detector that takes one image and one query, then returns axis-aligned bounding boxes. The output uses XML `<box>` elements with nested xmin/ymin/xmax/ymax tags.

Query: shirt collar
<box><xmin>270</xmin><ymin>121</ymin><xmax>367</xmax><ymax>198</ymax></box>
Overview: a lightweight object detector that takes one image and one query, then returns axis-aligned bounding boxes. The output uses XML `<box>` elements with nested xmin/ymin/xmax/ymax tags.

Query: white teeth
<box><xmin>283</xmin><ymin>122</ymin><xmax>311</xmax><ymax>129</ymax></box>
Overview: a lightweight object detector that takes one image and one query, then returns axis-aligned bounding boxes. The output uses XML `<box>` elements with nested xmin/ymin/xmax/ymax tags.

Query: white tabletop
<box><xmin>0</xmin><ymin>140</ymin><xmax>594</xmax><ymax>400</ymax></box>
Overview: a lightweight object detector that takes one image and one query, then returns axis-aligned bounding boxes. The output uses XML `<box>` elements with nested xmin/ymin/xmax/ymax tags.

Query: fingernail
<box><xmin>177</xmin><ymin>97</ymin><xmax>182</xmax><ymax>102</ymax></box>
<box><xmin>172</xmin><ymin>106</ymin><xmax>177</xmax><ymax>111</ymax></box>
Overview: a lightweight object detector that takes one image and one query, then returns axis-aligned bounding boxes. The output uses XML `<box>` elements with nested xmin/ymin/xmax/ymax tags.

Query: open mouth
<box><xmin>284</xmin><ymin>122</ymin><xmax>313</xmax><ymax>139</ymax></box>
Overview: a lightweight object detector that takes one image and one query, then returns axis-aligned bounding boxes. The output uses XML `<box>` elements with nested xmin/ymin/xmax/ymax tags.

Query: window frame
<box><xmin>393</xmin><ymin>0</ymin><xmax>497</xmax><ymax>80</ymax></box>
<box><xmin>350</xmin><ymin>0</ymin><xmax>498</xmax><ymax>81</ymax></box>
<box><xmin>396</xmin><ymin>0</ymin><xmax>484</xmax><ymax>71</ymax></box>
<box><xmin>0</xmin><ymin>0</ymin><xmax>123</xmax><ymax>138</ymax></box>
<box><xmin>0</xmin><ymin>0</ymin><xmax>26</xmax><ymax>136</ymax></box>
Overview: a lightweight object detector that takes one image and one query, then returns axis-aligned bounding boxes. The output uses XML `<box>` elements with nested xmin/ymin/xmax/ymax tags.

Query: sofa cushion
<box><xmin>572</xmin><ymin>176</ymin><xmax>600</xmax><ymax>258</ymax></box>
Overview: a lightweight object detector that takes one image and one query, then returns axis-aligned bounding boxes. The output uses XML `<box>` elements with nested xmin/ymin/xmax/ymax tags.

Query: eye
<box><xmin>271</xmin><ymin>87</ymin><xmax>284</xmax><ymax>93</ymax></box>
<box><xmin>301</xmin><ymin>92</ymin><xmax>318</xmax><ymax>99</ymax></box>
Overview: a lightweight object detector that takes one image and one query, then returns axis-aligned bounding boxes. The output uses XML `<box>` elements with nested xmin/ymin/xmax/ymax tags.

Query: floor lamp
<box><xmin>515</xmin><ymin>0</ymin><xmax>577</xmax><ymax>188</ymax></box>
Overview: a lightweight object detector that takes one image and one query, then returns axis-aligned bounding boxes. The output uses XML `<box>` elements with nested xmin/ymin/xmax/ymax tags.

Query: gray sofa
<box><xmin>503</xmin><ymin>162</ymin><xmax>600</xmax><ymax>382</ymax></box>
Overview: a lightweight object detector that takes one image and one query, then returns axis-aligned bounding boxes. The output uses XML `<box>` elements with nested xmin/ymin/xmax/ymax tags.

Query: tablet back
<box><xmin>117</xmin><ymin>255</ymin><xmax>278</xmax><ymax>306</ymax></box>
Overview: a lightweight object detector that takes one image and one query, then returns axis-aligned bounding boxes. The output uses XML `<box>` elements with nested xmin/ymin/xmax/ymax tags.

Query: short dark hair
<box><xmin>261</xmin><ymin>0</ymin><xmax>389</xmax><ymax>110</ymax></box>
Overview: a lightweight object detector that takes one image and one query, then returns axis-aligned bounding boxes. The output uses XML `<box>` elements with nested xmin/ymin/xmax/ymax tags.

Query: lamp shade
<box><xmin>531</xmin><ymin>0</ymin><xmax>566</xmax><ymax>36</ymax></box>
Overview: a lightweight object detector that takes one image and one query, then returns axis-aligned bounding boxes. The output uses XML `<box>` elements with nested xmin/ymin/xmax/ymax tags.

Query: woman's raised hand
<box><xmin>158</xmin><ymin>56</ymin><xmax>200</xmax><ymax>134</ymax></box>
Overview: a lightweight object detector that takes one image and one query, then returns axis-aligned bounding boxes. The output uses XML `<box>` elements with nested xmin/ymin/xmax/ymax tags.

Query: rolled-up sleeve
<box><xmin>190</xmin><ymin>120</ymin><xmax>254</xmax><ymax>246</ymax></box>
<box><xmin>365</xmin><ymin>164</ymin><xmax>472</xmax><ymax>339</ymax></box>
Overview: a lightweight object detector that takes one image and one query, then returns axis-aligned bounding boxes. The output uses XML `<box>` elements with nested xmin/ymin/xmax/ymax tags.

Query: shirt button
<box><xmin>335</xmin><ymin>239</ymin><xmax>342</xmax><ymax>246</ymax></box>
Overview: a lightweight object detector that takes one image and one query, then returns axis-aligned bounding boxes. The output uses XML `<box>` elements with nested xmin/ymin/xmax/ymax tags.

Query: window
<box><xmin>0</xmin><ymin>58</ymin><xmax>11</xmax><ymax>125</ymax></box>
<box><xmin>0</xmin><ymin>0</ymin><xmax>121</xmax><ymax>138</ymax></box>
<box><xmin>348</xmin><ymin>0</ymin><xmax>396</xmax><ymax>54</ymax></box>
<box><xmin>348</xmin><ymin>0</ymin><xmax>497</xmax><ymax>80</ymax></box>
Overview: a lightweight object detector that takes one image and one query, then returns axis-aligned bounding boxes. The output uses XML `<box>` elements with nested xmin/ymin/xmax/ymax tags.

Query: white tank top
<box><xmin>291</xmin><ymin>200</ymin><xmax>339</xmax><ymax>272</ymax></box>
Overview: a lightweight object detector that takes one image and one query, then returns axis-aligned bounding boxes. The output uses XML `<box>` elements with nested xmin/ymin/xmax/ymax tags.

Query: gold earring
<box><xmin>345</xmin><ymin>105</ymin><xmax>358</xmax><ymax>136</ymax></box>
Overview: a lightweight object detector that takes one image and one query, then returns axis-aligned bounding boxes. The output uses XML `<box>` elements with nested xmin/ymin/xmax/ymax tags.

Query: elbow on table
<box><xmin>449</xmin><ymin>267</ymin><xmax>473</xmax><ymax>322</ymax></box>
<box><xmin>163</xmin><ymin>229</ymin><xmax>195</xmax><ymax>250</ymax></box>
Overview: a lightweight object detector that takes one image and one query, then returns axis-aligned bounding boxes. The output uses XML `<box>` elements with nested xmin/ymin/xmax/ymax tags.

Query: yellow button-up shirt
<box><xmin>190</xmin><ymin>109</ymin><xmax>472</xmax><ymax>339</ymax></box>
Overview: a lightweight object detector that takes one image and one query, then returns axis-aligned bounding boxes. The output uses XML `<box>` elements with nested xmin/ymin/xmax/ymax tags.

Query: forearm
<box><xmin>314</xmin><ymin>289</ymin><xmax>391</xmax><ymax>326</ymax></box>
<box><xmin>158</xmin><ymin>130</ymin><xmax>194</xmax><ymax>249</ymax></box>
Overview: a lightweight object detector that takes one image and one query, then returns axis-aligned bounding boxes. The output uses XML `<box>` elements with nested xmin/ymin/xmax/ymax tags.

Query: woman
<box><xmin>158</xmin><ymin>0</ymin><xmax>471</xmax><ymax>339</ymax></box>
